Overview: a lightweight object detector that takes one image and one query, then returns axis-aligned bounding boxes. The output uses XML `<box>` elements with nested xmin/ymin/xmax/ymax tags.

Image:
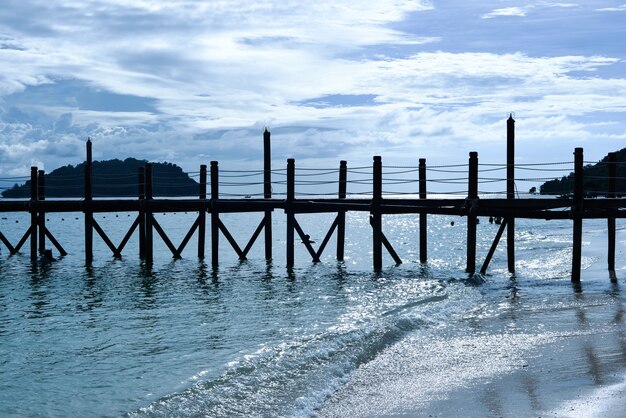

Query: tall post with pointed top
<box><xmin>210</xmin><ymin>161</ymin><xmax>219</xmax><ymax>267</ymax></box>
<box><xmin>372</xmin><ymin>156</ymin><xmax>383</xmax><ymax>270</ymax></box>
<box><xmin>506</xmin><ymin>114</ymin><xmax>515</xmax><ymax>273</ymax></box>
<box><xmin>466</xmin><ymin>152</ymin><xmax>478</xmax><ymax>274</ymax></box>
<box><xmin>84</xmin><ymin>139</ymin><xmax>93</xmax><ymax>264</ymax></box>
<box><xmin>38</xmin><ymin>169</ymin><xmax>46</xmax><ymax>254</ymax></box>
<box><xmin>337</xmin><ymin>160</ymin><xmax>347</xmax><ymax>261</ymax></box>
<box><xmin>607</xmin><ymin>152</ymin><xmax>616</xmax><ymax>280</ymax></box>
<box><xmin>419</xmin><ymin>158</ymin><xmax>427</xmax><ymax>263</ymax></box>
<box><xmin>198</xmin><ymin>164</ymin><xmax>207</xmax><ymax>259</ymax></box>
<box><xmin>286</xmin><ymin>158</ymin><xmax>295</xmax><ymax>268</ymax></box>
<box><xmin>145</xmin><ymin>163</ymin><xmax>154</xmax><ymax>263</ymax></box>
<box><xmin>571</xmin><ymin>147</ymin><xmax>584</xmax><ymax>283</ymax></box>
<box><xmin>138</xmin><ymin>166</ymin><xmax>146</xmax><ymax>258</ymax></box>
<box><xmin>263</xmin><ymin>128</ymin><xmax>273</xmax><ymax>261</ymax></box>
<box><xmin>30</xmin><ymin>166</ymin><xmax>38</xmax><ymax>261</ymax></box>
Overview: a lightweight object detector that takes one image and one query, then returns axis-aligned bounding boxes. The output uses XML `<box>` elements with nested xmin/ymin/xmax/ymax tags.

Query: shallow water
<box><xmin>0</xmin><ymin>210</ymin><xmax>624</xmax><ymax>417</ymax></box>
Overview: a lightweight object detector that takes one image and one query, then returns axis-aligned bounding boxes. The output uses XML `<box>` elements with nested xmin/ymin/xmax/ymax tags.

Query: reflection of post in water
<box><xmin>521</xmin><ymin>375</ymin><xmax>542</xmax><ymax>412</ymax></box>
<box><xmin>574</xmin><ymin>293</ymin><xmax>604</xmax><ymax>386</ymax></box>
<box><xmin>134</xmin><ymin>262</ymin><xmax>158</xmax><ymax>310</ymax></box>
<box><xmin>479</xmin><ymin>385</ymin><xmax>503</xmax><ymax>418</ymax></box>
<box><xmin>28</xmin><ymin>264</ymin><xmax>52</xmax><ymax>319</ymax></box>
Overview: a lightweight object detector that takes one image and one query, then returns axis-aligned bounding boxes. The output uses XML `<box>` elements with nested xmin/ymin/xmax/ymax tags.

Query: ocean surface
<box><xmin>1</xmin><ymin>208</ymin><xmax>625</xmax><ymax>417</ymax></box>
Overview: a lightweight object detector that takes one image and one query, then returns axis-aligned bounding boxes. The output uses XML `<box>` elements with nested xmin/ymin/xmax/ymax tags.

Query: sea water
<box><xmin>0</xmin><ymin>209</ymin><xmax>625</xmax><ymax>417</ymax></box>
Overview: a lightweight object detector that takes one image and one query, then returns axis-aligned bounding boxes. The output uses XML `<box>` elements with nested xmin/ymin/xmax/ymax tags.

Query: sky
<box><xmin>1</xmin><ymin>0</ymin><xmax>625</xmax><ymax>186</ymax></box>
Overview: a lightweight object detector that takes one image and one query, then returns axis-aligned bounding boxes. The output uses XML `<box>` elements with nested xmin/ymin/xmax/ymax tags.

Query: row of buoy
<box><xmin>450</xmin><ymin>216</ymin><xmax>503</xmax><ymax>227</ymax></box>
<box><xmin>1</xmin><ymin>213</ymin><xmax>194</xmax><ymax>222</ymax></box>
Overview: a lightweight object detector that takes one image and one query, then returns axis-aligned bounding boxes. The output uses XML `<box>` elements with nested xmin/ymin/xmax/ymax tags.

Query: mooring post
<box><xmin>198</xmin><ymin>164</ymin><xmax>207</xmax><ymax>259</ymax></box>
<box><xmin>286</xmin><ymin>158</ymin><xmax>295</xmax><ymax>268</ymax></box>
<box><xmin>210</xmin><ymin>161</ymin><xmax>219</xmax><ymax>266</ymax></box>
<box><xmin>37</xmin><ymin>169</ymin><xmax>45</xmax><ymax>254</ymax></box>
<box><xmin>138</xmin><ymin>167</ymin><xmax>146</xmax><ymax>259</ymax></box>
<box><xmin>506</xmin><ymin>115</ymin><xmax>515</xmax><ymax>273</ymax></box>
<box><xmin>607</xmin><ymin>152</ymin><xmax>617</xmax><ymax>279</ymax></box>
<box><xmin>264</xmin><ymin>128</ymin><xmax>273</xmax><ymax>260</ymax></box>
<box><xmin>419</xmin><ymin>158</ymin><xmax>427</xmax><ymax>263</ymax></box>
<box><xmin>466</xmin><ymin>152</ymin><xmax>478</xmax><ymax>274</ymax></box>
<box><xmin>372</xmin><ymin>156</ymin><xmax>383</xmax><ymax>270</ymax></box>
<box><xmin>337</xmin><ymin>160</ymin><xmax>347</xmax><ymax>261</ymax></box>
<box><xmin>29</xmin><ymin>166</ymin><xmax>38</xmax><ymax>261</ymax></box>
<box><xmin>84</xmin><ymin>139</ymin><xmax>93</xmax><ymax>264</ymax></box>
<box><xmin>572</xmin><ymin>147</ymin><xmax>584</xmax><ymax>283</ymax></box>
<box><xmin>145</xmin><ymin>163</ymin><xmax>154</xmax><ymax>263</ymax></box>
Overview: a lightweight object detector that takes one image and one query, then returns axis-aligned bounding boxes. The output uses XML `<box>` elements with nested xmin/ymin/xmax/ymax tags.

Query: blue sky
<box><xmin>0</xmin><ymin>1</ymin><xmax>625</xmax><ymax>182</ymax></box>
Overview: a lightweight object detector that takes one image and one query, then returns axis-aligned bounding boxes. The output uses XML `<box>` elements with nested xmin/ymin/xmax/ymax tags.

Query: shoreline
<box><xmin>318</xmin><ymin>219</ymin><xmax>626</xmax><ymax>417</ymax></box>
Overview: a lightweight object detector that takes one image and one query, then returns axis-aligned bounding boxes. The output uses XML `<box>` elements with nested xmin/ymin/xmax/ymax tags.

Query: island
<box><xmin>1</xmin><ymin>158</ymin><xmax>199</xmax><ymax>198</ymax></box>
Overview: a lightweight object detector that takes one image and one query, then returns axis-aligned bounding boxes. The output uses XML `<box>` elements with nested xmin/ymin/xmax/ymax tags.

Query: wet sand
<box><xmin>318</xmin><ymin>223</ymin><xmax>626</xmax><ymax>417</ymax></box>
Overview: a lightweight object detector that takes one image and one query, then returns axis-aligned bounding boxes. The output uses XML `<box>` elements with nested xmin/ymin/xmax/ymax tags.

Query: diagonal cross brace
<box><xmin>0</xmin><ymin>229</ymin><xmax>16</xmax><ymax>254</ymax></box>
<box><xmin>293</xmin><ymin>219</ymin><xmax>320</xmax><ymax>262</ymax></box>
<box><xmin>368</xmin><ymin>216</ymin><xmax>402</xmax><ymax>265</ymax></box>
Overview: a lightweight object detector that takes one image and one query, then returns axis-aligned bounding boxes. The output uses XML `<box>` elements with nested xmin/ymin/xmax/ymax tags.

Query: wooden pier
<box><xmin>0</xmin><ymin>116</ymin><xmax>624</xmax><ymax>283</ymax></box>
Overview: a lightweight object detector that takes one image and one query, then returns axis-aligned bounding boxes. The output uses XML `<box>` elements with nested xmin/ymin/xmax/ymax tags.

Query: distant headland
<box><xmin>539</xmin><ymin>147</ymin><xmax>626</xmax><ymax>196</ymax></box>
<box><xmin>1</xmin><ymin>158</ymin><xmax>199</xmax><ymax>198</ymax></box>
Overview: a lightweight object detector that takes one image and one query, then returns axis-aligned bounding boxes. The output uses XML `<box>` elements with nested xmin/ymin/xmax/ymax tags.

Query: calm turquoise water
<box><xmin>1</xmin><ymin>210</ymin><xmax>625</xmax><ymax>416</ymax></box>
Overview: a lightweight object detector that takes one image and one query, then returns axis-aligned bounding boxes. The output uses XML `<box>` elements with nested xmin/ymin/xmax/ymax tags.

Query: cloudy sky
<box><xmin>1</xmin><ymin>0</ymin><xmax>625</xmax><ymax>180</ymax></box>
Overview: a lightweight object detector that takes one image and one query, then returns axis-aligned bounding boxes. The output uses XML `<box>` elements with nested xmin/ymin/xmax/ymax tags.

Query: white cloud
<box><xmin>482</xmin><ymin>7</ymin><xmax>530</xmax><ymax>19</ymax></box>
<box><xmin>596</xmin><ymin>4</ymin><xmax>626</xmax><ymax>11</ymax></box>
<box><xmin>0</xmin><ymin>0</ymin><xmax>625</xmax><ymax>179</ymax></box>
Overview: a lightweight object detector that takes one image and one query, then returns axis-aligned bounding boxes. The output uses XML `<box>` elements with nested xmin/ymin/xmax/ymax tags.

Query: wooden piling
<box><xmin>264</xmin><ymin>128</ymin><xmax>273</xmax><ymax>260</ymax></box>
<box><xmin>607</xmin><ymin>152</ymin><xmax>616</xmax><ymax>280</ymax></box>
<box><xmin>37</xmin><ymin>169</ymin><xmax>45</xmax><ymax>254</ymax></box>
<box><xmin>507</xmin><ymin>115</ymin><xmax>515</xmax><ymax>273</ymax></box>
<box><xmin>572</xmin><ymin>147</ymin><xmax>584</xmax><ymax>283</ymax></box>
<box><xmin>198</xmin><ymin>164</ymin><xmax>207</xmax><ymax>259</ymax></box>
<box><xmin>372</xmin><ymin>156</ymin><xmax>383</xmax><ymax>270</ymax></box>
<box><xmin>286</xmin><ymin>158</ymin><xmax>295</xmax><ymax>268</ymax></box>
<box><xmin>30</xmin><ymin>166</ymin><xmax>38</xmax><ymax>261</ymax></box>
<box><xmin>210</xmin><ymin>161</ymin><xmax>219</xmax><ymax>266</ymax></box>
<box><xmin>145</xmin><ymin>163</ymin><xmax>154</xmax><ymax>263</ymax></box>
<box><xmin>466</xmin><ymin>152</ymin><xmax>478</xmax><ymax>274</ymax></box>
<box><xmin>337</xmin><ymin>160</ymin><xmax>347</xmax><ymax>261</ymax></box>
<box><xmin>84</xmin><ymin>139</ymin><xmax>93</xmax><ymax>264</ymax></box>
<box><xmin>419</xmin><ymin>158</ymin><xmax>427</xmax><ymax>263</ymax></box>
<box><xmin>138</xmin><ymin>167</ymin><xmax>146</xmax><ymax>258</ymax></box>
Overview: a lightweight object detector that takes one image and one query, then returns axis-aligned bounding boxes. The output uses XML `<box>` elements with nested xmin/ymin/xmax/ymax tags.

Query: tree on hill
<box><xmin>540</xmin><ymin>148</ymin><xmax>626</xmax><ymax>196</ymax></box>
<box><xmin>1</xmin><ymin>158</ymin><xmax>199</xmax><ymax>198</ymax></box>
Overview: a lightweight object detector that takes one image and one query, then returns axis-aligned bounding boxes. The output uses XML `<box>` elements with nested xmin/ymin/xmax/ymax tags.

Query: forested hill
<box><xmin>1</xmin><ymin>158</ymin><xmax>199</xmax><ymax>198</ymax></box>
<box><xmin>540</xmin><ymin>148</ymin><xmax>626</xmax><ymax>196</ymax></box>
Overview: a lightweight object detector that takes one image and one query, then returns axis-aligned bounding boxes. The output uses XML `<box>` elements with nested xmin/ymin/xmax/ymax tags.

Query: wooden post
<box><xmin>337</xmin><ymin>160</ymin><xmax>347</xmax><ymax>261</ymax></box>
<box><xmin>419</xmin><ymin>158</ymin><xmax>427</xmax><ymax>263</ymax></box>
<box><xmin>37</xmin><ymin>169</ymin><xmax>45</xmax><ymax>254</ymax></box>
<box><xmin>607</xmin><ymin>152</ymin><xmax>616</xmax><ymax>279</ymax></box>
<box><xmin>138</xmin><ymin>167</ymin><xmax>146</xmax><ymax>258</ymax></box>
<box><xmin>264</xmin><ymin>128</ymin><xmax>273</xmax><ymax>260</ymax></box>
<box><xmin>286</xmin><ymin>158</ymin><xmax>295</xmax><ymax>268</ymax></box>
<box><xmin>145</xmin><ymin>163</ymin><xmax>153</xmax><ymax>263</ymax></box>
<box><xmin>506</xmin><ymin>115</ymin><xmax>515</xmax><ymax>273</ymax></box>
<box><xmin>210</xmin><ymin>161</ymin><xmax>219</xmax><ymax>266</ymax></box>
<box><xmin>84</xmin><ymin>139</ymin><xmax>93</xmax><ymax>264</ymax></box>
<box><xmin>466</xmin><ymin>152</ymin><xmax>478</xmax><ymax>274</ymax></box>
<box><xmin>572</xmin><ymin>147</ymin><xmax>584</xmax><ymax>283</ymax></box>
<box><xmin>372</xmin><ymin>156</ymin><xmax>383</xmax><ymax>270</ymax></box>
<box><xmin>198</xmin><ymin>164</ymin><xmax>207</xmax><ymax>259</ymax></box>
<box><xmin>30</xmin><ymin>166</ymin><xmax>38</xmax><ymax>261</ymax></box>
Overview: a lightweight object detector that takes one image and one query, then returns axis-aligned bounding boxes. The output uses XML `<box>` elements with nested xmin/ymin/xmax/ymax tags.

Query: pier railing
<box><xmin>1</xmin><ymin>118</ymin><xmax>625</xmax><ymax>283</ymax></box>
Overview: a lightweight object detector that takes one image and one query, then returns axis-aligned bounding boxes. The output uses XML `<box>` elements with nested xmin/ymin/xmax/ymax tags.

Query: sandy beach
<box><xmin>318</xmin><ymin>221</ymin><xmax>626</xmax><ymax>417</ymax></box>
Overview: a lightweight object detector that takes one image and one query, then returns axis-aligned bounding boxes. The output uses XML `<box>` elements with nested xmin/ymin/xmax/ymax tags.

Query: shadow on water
<box><xmin>76</xmin><ymin>264</ymin><xmax>104</xmax><ymax>315</ymax></box>
<box><xmin>27</xmin><ymin>259</ymin><xmax>55</xmax><ymax>319</ymax></box>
